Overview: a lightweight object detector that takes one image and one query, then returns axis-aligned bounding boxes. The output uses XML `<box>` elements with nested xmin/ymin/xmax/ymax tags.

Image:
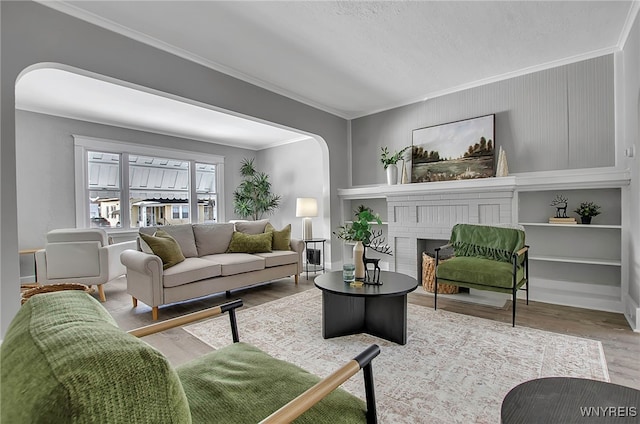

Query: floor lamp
<box><xmin>296</xmin><ymin>198</ymin><xmax>318</xmax><ymax>240</ymax></box>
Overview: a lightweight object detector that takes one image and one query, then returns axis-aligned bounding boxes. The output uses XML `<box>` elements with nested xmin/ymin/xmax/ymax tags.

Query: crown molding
<box><xmin>618</xmin><ymin>0</ymin><xmax>640</xmax><ymax>50</ymax></box>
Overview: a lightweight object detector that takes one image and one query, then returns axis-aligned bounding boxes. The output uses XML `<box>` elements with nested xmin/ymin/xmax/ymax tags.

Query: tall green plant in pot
<box><xmin>233</xmin><ymin>158</ymin><xmax>281</xmax><ymax>220</ymax></box>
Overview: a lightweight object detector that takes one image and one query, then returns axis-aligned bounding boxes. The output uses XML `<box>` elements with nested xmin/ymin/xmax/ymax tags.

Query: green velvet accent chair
<box><xmin>1</xmin><ymin>291</ymin><xmax>380</xmax><ymax>423</ymax></box>
<box><xmin>434</xmin><ymin>223</ymin><xmax>529</xmax><ymax>326</ymax></box>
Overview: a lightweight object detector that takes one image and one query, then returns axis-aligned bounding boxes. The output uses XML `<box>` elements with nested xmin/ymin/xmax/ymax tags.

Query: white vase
<box><xmin>386</xmin><ymin>164</ymin><xmax>398</xmax><ymax>185</ymax></box>
<box><xmin>353</xmin><ymin>241</ymin><xmax>365</xmax><ymax>279</ymax></box>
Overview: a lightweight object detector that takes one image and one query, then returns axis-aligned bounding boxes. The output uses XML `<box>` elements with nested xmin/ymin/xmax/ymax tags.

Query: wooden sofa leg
<box><xmin>97</xmin><ymin>284</ymin><xmax>106</xmax><ymax>302</ymax></box>
<box><xmin>294</xmin><ymin>274</ymin><xmax>299</xmax><ymax>285</ymax></box>
<box><xmin>132</xmin><ymin>297</ymin><xmax>138</xmax><ymax>307</ymax></box>
<box><xmin>152</xmin><ymin>306</ymin><xmax>159</xmax><ymax>321</ymax></box>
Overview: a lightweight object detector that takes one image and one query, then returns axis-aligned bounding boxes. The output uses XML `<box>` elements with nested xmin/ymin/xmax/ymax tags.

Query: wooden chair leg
<box><xmin>152</xmin><ymin>306</ymin><xmax>159</xmax><ymax>321</ymax></box>
<box><xmin>97</xmin><ymin>284</ymin><xmax>106</xmax><ymax>302</ymax></box>
<box><xmin>294</xmin><ymin>274</ymin><xmax>299</xmax><ymax>285</ymax></box>
<box><xmin>132</xmin><ymin>297</ymin><xmax>138</xmax><ymax>307</ymax></box>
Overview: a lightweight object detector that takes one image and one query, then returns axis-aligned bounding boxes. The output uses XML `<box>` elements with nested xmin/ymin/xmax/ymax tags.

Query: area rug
<box><xmin>184</xmin><ymin>289</ymin><xmax>609</xmax><ymax>424</ymax></box>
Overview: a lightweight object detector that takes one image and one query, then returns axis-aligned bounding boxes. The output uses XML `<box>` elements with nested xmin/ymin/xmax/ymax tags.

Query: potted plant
<box><xmin>334</xmin><ymin>206</ymin><xmax>391</xmax><ymax>279</ymax></box>
<box><xmin>232</xmin><ymin>158</ymin><xmax>281</xmax><ymax>220</ymax></box>
<box><xmin>574</xmin><ymin>201</ymin><xmax>601</xmax><ymax>224</ymax></box>
<box><xmin>380</xmin><ymin>146</ymin><xmax>410</xmax><ymax>185</ymax></box>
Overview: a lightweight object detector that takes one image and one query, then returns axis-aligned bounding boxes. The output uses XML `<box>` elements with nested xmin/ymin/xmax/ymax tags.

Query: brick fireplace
<box><xmin>385</xmin><ymin>178</ymin><xmax>517</xmax><ymax>281</ymax></box>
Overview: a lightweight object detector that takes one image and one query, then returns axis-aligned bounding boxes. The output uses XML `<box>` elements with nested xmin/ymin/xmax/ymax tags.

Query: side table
<box><xmin>303</xmin><ymin>238</ymin><xmax>326</xmax><ymax>280</ymax></box>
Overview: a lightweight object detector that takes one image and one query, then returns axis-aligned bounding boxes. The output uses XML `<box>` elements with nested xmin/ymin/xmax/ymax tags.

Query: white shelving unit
<box><xmin>518</xmin><ymin>187</ymin><xmax>623</xmax><ymax>313</ymax></box>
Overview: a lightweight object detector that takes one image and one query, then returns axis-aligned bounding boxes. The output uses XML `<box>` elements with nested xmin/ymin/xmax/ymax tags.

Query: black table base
<box><xmin>321</xmin><ymin>291</ymin><xmax>409</xmax><ymax>345</ymax></box>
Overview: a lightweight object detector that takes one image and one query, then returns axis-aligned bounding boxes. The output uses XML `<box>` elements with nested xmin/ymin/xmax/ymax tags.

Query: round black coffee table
<box><xmin>501</xmin><ymin>377</ymin><xmax>640</xmax><ymax>423</ymax></box>
<box><xmin>314</xmin><ymin>270</ymin><xmax>418</xmax><ymax>345</ymax></box>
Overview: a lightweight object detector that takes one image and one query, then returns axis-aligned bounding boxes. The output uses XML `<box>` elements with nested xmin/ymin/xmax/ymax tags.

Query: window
<box><xmin>75</xmin><ymin>136</ymin><xmax>224</xmax><ymax>230</ymax></box>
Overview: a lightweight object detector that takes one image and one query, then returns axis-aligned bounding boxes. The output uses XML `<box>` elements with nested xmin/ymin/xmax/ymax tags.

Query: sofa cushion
<box><xmin>163</xmin><ymin>257</ymin><xmax>222</xmax><ymax>288</ymax></box>
<box><xmin>265</xmin><ymin>223</ymin><xmax>292</xmax><ymax>251</ymax></box>
<box><xmin>227</xmin><ymin>231</ymin><xmax>273</xmax><ymax>254</ymax></box>
<box><xmin>255</xmin><ymin>251</ymin><xmax>299</xmax><ymax>268</ymax></box>
<box><xmin>193</xmin><ymin>223</ymin><xmax>235</xmax><ymax>256</ymax></box>
<box><xmin>436</xmin><ymin>256</ymin><xmax>525</xmax><ymax>289</ymax></box>
<box><xmin>235</xmin><ymin>219</ymin><xmax>270</xmax><ymax>235</ymax></box>
<box><xmin>177</xmin><ymin>342</ymin><xmax>366</xmax><ymax>424</ymax></box>
<box><xmin>0</xmin><ymin>291</ymin><xmax>191</xmax><ymax>424</ymax></box>
<box><xmin>153</xmin><ymin>224</ymin><xmax>198</xmax><ymax>258</ymax></box>
<box><xmin>140</xmin><ymin>230</ymin><xmax>186</xmax><ymax>270</ymax></box>
<box><xmin>202</xmin><ymin>253</ymin><xmax>265</xmax><ymax>276</ymax></box>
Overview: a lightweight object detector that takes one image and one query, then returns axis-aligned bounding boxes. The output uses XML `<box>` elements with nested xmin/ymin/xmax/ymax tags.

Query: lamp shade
<box><xmin>296</xmin><ymin>198</ymin><xmax>318</xmax><ymax>217</ymax></box>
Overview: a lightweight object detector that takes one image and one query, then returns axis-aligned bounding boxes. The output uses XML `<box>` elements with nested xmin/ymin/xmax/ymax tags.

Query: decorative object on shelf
<box><xmin>496</xmin><ymin>146</ymin><xmax>509</xmax><ymax>177</ymax></box>
<box><xmin>334</xmin><ymin>206</ymin><xmax>392</xmax><ymax>280</ymax></box>
<box><xmin>380</xmin><ymin>146</ymin><xmax>410</xmax><ymax>185</ymax></box>
<box><xmin>401</xmin><ymin>159</ymin><xmax>409</xmax><ymax>184</ymax></box>
<box><xmin>548</xmin><ymin>194</ymin><xmax>576</xmax><ymax>224</ymax></box>
<box><xmin>295</xmin><ymin>197</ymin><xmax>318</xmax><ymax>240</ymax></box>
<box><xmin>574</xmin><ymin>201</ymin><xmax>601</xmax><ymax>225</ymax></box>
<box><xmin>233</xmin><ymin>158</ymin><xmax>281</xmax><ymax>220</ymax></box>
<box><xmin>411</xmin><ymin>114</ymin><xmax>495</xmax><ymax>183</ymax></box>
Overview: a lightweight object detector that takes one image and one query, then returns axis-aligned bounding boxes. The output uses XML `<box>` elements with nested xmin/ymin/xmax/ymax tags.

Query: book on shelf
<box><xmin>548</xmin><ymin>217</ymin><xmax>577</xmax><ymax>224</ymax></box>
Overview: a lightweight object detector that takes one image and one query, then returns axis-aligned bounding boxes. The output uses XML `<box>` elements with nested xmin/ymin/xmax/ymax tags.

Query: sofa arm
<box><xmin>120</xmin><ymin>249</ymin><xmax>164</xmax><ymax>308</ymax></box>
<box><xmin>106</xmin><ymin>240</ymin><xmax>137</xmax><ymax>280</ymax></box>
<box><xmin>290</xmin><ymin>238</ymin><xmax>304</xmax><ymax>275</ymax></box>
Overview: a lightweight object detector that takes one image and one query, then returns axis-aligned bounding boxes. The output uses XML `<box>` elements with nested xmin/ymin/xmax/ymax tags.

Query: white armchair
<box><xmin>35</xmin><ymin>228</ymin><xmax>136</xmax><ymax>301</ymax></box>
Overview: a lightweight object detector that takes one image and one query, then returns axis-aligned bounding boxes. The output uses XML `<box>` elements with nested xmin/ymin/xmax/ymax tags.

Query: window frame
<box><xmin>74</xmin><ymin>135</ymin><xmax>225</xmax><ymax>232</ymax></box>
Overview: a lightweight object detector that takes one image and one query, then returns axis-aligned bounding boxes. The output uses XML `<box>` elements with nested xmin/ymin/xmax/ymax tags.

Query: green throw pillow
<box><xmin>139</xmin><ymin>230</ymin><xmax>186</xmax><ymax>269</ymax></box>
<box><xmin>227</xmin><ymin>231</ymin><xmax>273</xmax><ymax>253</ymax></box>
<box><xmin>265</xmin><ymin>223</ymin><xmax>292</xmax><ymax>251</ymax></box>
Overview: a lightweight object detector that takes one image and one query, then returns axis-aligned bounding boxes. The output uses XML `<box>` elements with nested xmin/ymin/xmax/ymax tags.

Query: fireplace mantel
<box><xmin>338</xmin><ymin>167</ymin><xmax>629</xmax><ymax>200</ymax></box>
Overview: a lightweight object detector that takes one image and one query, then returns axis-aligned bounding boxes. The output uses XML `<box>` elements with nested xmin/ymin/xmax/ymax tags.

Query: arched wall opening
<box><xmin>15</xmin><ymin>62</ymin><xmax>333</xmax><ymax>282</ymax></box>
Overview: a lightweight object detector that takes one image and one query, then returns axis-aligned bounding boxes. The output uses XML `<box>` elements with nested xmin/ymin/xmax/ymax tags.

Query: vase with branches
<box><xmin>232</xmin><ymin>158</ymin><xmax>281</xmax><ymax>220</ymax></box>
<box><xmin>334</xmin><ymin>206</ymin><xmax>392</xmax><ymax>279</ymax></box>
<box><xmin>380</xmin><ymin>146</ymin><xmax>410</xmax><ymax>185</ymax></box>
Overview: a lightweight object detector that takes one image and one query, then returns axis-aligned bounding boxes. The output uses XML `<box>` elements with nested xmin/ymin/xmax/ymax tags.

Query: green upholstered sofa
<box><xmin>434</xmin><ymin>223</ymin><xmax>529</xmax><ymax>326</ymax></box>
<box><xmin>1</xmin><ymin>291</ymin><xmax>380</xmax><ymax>423</ymax></box>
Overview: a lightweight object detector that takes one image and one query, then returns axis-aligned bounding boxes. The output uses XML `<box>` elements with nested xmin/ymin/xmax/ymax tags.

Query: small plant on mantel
<box><xmin>380</xmin><ymin>146</ymin><xmax>410</xmax><ymax>169</ymax></box>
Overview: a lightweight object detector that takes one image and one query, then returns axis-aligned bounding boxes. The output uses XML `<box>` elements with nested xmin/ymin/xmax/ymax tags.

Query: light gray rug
<box><xmin>184</xmin><ymin>289</ymin><xmax>609</xmax><ymax>424</ymax></box>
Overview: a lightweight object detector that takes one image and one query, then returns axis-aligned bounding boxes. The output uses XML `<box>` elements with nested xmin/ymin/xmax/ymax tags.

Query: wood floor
<box><xmin>101</xmin><ymin>274</ymin><xmax>640</xmax><ymax>390</ymax></box>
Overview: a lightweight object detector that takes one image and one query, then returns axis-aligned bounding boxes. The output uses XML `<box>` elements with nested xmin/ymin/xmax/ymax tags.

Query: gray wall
<box><xmin>15</xmin><ymin>110</ymin><xmax>257</xmax><ymax>249</ymax></box>
<box><xmin>620</xmin><ymin>11</ymin><xmax>640</xmax><ymax>318</ymax></box>
<box><xmin>351</xmin><ymin>55</ymin><xmax>615</xmax><ymax>186</ymax></box>
<box><xmin>1</xmin><ymin>1</ymin><xmax>348</xmax><ymax>336</ymax></box>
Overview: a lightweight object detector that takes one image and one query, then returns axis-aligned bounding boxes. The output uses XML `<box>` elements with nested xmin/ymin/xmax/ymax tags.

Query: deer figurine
<box><xmin>550</xmin><ymin>194</ymin><xmax>569</xmax><ymax>218</ymax></box>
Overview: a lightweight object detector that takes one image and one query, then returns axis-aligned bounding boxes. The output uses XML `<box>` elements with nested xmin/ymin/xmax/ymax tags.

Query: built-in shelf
<box><xmin>520</xmin><ymin>222</ymin><xmax>621</xmax><ymax>229</ymax></box>
<box><xmin>529</xmin><ymin>255</ymin><xmax>621</xmax><ymax>266</ymax></box>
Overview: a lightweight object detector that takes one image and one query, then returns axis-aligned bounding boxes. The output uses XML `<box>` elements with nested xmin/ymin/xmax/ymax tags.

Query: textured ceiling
<box><xmin>48</xmin><ymin>0</ymin><xmax>635</xmax><ymax>118</ymax></box>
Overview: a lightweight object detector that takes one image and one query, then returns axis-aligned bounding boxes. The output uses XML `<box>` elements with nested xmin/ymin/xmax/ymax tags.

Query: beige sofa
<box><xmin>120</xmin><ymin>220</ymin><xmax>303</xmax><ymax>319</ymax></box>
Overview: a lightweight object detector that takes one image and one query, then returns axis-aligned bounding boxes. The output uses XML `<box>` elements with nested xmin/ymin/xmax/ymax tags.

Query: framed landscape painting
<box><xmin>411</xmin><ymin>114</ymin><xmax>495</xmax><ymax>183</ymax></box>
